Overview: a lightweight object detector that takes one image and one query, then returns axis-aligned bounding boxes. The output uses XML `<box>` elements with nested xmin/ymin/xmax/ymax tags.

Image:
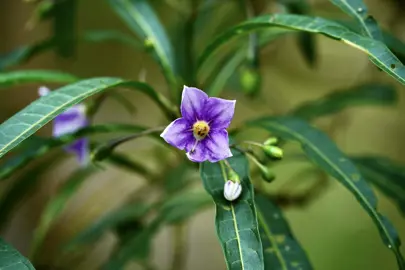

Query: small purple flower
<box><xmin>39</xmin><ymin>86</ymin><xmax>90</xmax><ymax>166</ymax></box>
<box><xmin>160</xmin><ymin>86</ymin><xmax>235</xmax><ymax>163</ymax></box>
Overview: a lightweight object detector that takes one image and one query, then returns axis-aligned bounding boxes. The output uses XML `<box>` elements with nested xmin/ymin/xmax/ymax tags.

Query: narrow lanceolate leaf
<box><xmin>0</xmin><ymin>70</ymin><xmax>79</xmax><ymax>87</ymax></box>
<box><xmin>0</xmin><ymin>77</ymin><xmax>176</xmax><ymax>159</ymax></box>
<box><xmin>197</xmin><ymin>14</ymin><xmax>405</xmax><ymax>87</ymax></box>
<box><xmin>65</xmin><ymin>202</ymin><xmax>151</xmax><ymax>251</ymax></box>
<box><xmin>0</xmin><ymin>238</ymin><xmax>35</xmax><ymax>269</ymax></box>
<box><xmin>52</xmin><ymin>0</ymin><xmax>77</xmax><ymax>57</ymax></box>
<box><xmin>30</xmin><ymin>167</ymin><xmax>97</xmax><ymax>260</ymax></box>
<box><xmin>0</xmin><ymin>154</ymin><xmax>64</xmax><ymax>230</ymax></box>
<box><xmin>290</xmin><ymin>83</ymin><xmax>397</xmax><ymax>120</ymax></box>
<box><xmin>328</xmin><ymin>0</ymin><xmax>383</xmax><ymax>41</ymax></box>
<box><xmin>255</xmin><ymin>194</ymin><xmax>313</xmax><ymax>270</ymax></box>
<box><xmin>353</xmin><ymin>156</ymin><xmax>405</xmax><ymax>216</ymax></box>
<box><xmin>200</xmin><ymin>149</ymin><xmax>264</xmax><ymax>270</ymax></box>
<box><xmin>280</xmin><ymin>0</ymin><xmax>317</xmax><ymax>67</ymax></box>
<box><xmin>108</xmin><ymin>0</ymin><xmax>177</xmax><ymax>91</ymax></box>
<box><xmin>248</xmin><ymin>116</ymin><xmax>404</xmax><ymax>269</ymax></box>
<box><xmin>0</xmin><ymin>124</ymin><xmax>149</xmax><ymax>180</ymax></box>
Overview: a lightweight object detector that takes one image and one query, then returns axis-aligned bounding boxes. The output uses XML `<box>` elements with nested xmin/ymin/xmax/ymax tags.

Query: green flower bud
<box><xmin>240</xmin><ymin>66</ymin><xmax>261</xmax><ymax>96</ymax></box>
<box><xmin>258</xmin><ymin>164</ymin><xmax>275</xmax><ymax>183</ymax></box>
<box><xmin>263</xmin><ymin>145</ymin><xmax>283</xmax><ymax>160</ymax></box>
<box><xmin>263</xmin><ymin>137</ymin><xmax>278</xmax><ymax>146</ymax></box>
<box><xmin>227</xmin><ymin>168</ymin><xmax>240</xmax><ymax>183</ymax></box>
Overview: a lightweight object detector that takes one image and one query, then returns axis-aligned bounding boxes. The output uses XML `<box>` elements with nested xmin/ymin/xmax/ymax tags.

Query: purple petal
<box><xmin>180</xmin><ymin>86</ymin><xmax>208</xmax><ymax>122</ymax></box>
<box><xmin>53</xmin><ymin>104</ymin><xmax>88</xmax><ymax>137</ymax></box>
<box><xmin>186</xmin><ymin>130</ymin><xmax>232</xmax><ymax>163</ymax></box>
<box><xmin>204</xmin><ymin>97</ymin><xmax>235</xmax><ymax>130</ymax></box>
<box><xmin>65</xmin><ymin>138</ymin><xmax>89</xmax><ymax>166</ymax></box>
<box><xmin>160</xmin><ymin>118</ymin><xmax>195</xmax><ymax>152</ymax></box>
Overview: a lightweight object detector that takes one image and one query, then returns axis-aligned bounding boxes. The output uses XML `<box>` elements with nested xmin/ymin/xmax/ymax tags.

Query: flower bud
<box><xmin>224</xmin><ymin>180</ymin><xmax>242</xmax><ymax>201</ymax></box>
<box><xmin>263</xmin><ymin>137</ymin><xmax>278</xmax><ymax>146</ymax></box>
<box><xmin>260</xmin><ymin>167</ymin><xmax>276</xmax><ymax>183</ymax></box>
<box><xmin>240</xmin><ymin>66</ymin><xmax>261</xmax><ymax>97</ymax></box>
<box><xmin>263</xmin><ymin>145</ymin><xmax>283</xmax><ymax>160</ymax></box>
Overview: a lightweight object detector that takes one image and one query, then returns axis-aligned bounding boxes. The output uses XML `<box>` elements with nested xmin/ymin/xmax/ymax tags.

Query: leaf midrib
<box><xmin>219</xmin><ymin>161</ymin><xmax>245</xmax><ymax>269</ymax></box>
<box><xmin>258</xmin><ymin>121</ymin><xmax>398</xmax><ymax>252</ymax></box>
<box><xmin>257</xmin><ymin>208</ymin><xmax>288</xmax><ymax>270</ymax></box>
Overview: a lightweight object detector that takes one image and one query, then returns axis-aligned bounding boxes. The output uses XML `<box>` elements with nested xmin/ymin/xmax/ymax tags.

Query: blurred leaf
<box><xmin>82</xmin><ymin>29</ymin><xmax>142</xmax><ymax>50</ymax></box>
<box><xmin>207</xmin><ymin>30</ymin><xmax>284</xmax><ymax>97</ymax></box>
<box><xmin>0</xmin><ymin>154</ymin><xmax>64</xmax><ymax>230</ymax></box>
<box><xmin>105</xmin><ymin>152</ymin><xmax>151</xmax><ymax>176</ymax></box>
<box><xmin>108</xmin><ymin>0</ymin><xmax>178</xmax><ymax>93</ymax></box>
<box><xmin>52</xmin><ymin>0</ymin><xmax>77</xmax><ymax>57</ymax></box>
<box><xmin>197</xmin><ymin>14</ymin><xmax>405</xmax><ymax>87</ymax></box>
<box><xmin>0</xmin><ymin>124</ymin><xmax>148</xmax><ymax>180</ymax></box>
<box><xmin>248</xmin><ymin>116</ymin><xmax>405</xmax><ymax>269</ymax></box>
<box><xmin>353</xmin><ymin>156</ymin><xmax>405</xmax><ymax>215</ymax></box>
<box><xmin>255</xmin><ymin>193</ymin><xmax>313</xmax><ymax>270</ymax></box>
<box><xmin>0</xmin><ymin>70</ymin><xmax>79</xmax><ymax>87</ymax></box>
<box><xmin>280</xmin><ymin>0</ymin><xmax>316</xmax><ymax>67</ymax></box>
<box><xmin>0</xmin><ymin>238</ymin><xmax>35</xmax><ymax>269</ymax></box>
<box><xmin>102</xmin><ymin>218</ymin><xmax>160</xmax><ymax>270</ymax></box>
<box><xmin>30</xmin><ymin>166</ymin><xmax>97</xmax><ymax>260</ymax></box>
<box><xmin>200</xmin><ymin>149</ymin><xmax>264</xmax><ymax>270</ymax></box>
<box><xmin>0</xmin><ymin>39</ymin><xmax>54</xmax><ymax>71</ymax></box>
<box><xmin>0</xmin><ymin>77</ymin><xmax>176</xmax><ymax>159</ymax></box>
<box><xmin>65</xmin><ymin>202</ymin><xmax>151</xmax><ymax>251</ymax></box>
<box><xmin>164</xmin><ymin>162</ymin><xmax>194</xmax><ymax>194</ymax></box>
<box><xmin>290</xmin><ymin>83</ymin><xmax>397</xmax><ymax>120</ymax></box>
<box><xmin>160</xmin><ymin>191</ymin><xmax>212</xmax><ymax>224</ymax></box>
<box><xmin>328</xmin><ymin>0</ymin><xmax>383</xmax><ymax>41</ymax></box>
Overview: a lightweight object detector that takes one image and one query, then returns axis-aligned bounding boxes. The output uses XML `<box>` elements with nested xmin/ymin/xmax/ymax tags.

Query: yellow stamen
<box><xmin>192</xmin><ymin>121</ymin><xmax>210</xmax><ymax>141</ymax></box>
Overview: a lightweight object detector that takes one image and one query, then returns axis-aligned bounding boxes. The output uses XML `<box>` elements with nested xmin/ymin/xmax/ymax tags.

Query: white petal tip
<box><xmin>38</xmin><ymin>86</ymin><xmax>50</xmax><ymax>97</ymax></box>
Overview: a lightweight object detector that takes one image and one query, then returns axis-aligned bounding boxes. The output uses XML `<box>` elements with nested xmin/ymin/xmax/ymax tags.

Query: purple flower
<box><xmin>39</xmin><ymin>86</ymin><xmax>90</xmax><ymax>166</ymax></box>
<box><xmin>160</xmin><ymin>86</ymin><xmax>235</xmax><ymax>163</ymax></box>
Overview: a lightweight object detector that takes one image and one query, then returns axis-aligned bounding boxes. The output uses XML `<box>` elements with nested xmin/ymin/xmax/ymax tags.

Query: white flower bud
<box><xmin>224</xmin><ymin>180</ymin><xmax>242</xmax><ymax>201</ymax></box>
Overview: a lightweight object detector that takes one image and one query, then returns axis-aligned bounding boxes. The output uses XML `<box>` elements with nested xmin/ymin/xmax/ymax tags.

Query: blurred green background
<box><xmin>1</xmin><ymin>0</ymin><xmax>405</xmax><ymax>269</ymax></box>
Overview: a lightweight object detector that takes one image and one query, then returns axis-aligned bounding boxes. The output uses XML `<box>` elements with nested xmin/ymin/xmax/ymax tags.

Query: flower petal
<box><xmin>53</xmin><ymin>104</ymin><xmax>88</xmax><ymax>137</ymax></box>
<box><xmin>180</xmin><ymin>86</ymin><xmax>208</xmax><ymax>121</ymax></box>
<box><xmin>204</xmin><ymin>97</ymin><xmax>235</xmax><ymax>130</ymax></box>
<box><xmin>204</xmin><ymin>130</ymin><xmax>232</xmax><ymax>162</ymax></box>
<box><xmin>65</xmin><ymin>138</ymin><xmax>89</xmax><ymax>166</ymax></box>
<box><xmin>160</xmin><ymin>118</ymin><xmax>194</xmax><ymax>152</ymax></box>
<box><xmin>187</xmin><ymin>130</ymin><xmax>232</xmax><ymax>163</ymax></box>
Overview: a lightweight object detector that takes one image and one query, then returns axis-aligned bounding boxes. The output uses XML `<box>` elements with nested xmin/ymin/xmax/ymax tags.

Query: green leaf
<box><xmin>82</xmin><ymin>29</ymin><xmax>142</xmax><ymax>50</ymax></box>
<box><xmin>0</xmin><ymin>40</ymin><xmax>54</xmax><ymax>71</ymax></box>
<box><xmin>108</xmin><ymin>0</ymin><xmax>177</xmax><ymax>93</ymax></box>
<box><xmin>0</xmin><ymin>77</ymin><xmax>176</xmax><ymax>159</ymax></box>
<box><xmin>105</xmin><ymin>152</ymin><xmax>151</xmax><ymax>176</ymax></box>
<box><xmin>65</xmin><ymin>202</ymin><xmax>151</xmax><ymax>251</ymax></box>
<box><xmin>200</xmin><ymin>149</ymin><xmax>264</xmax><ymax>270</ymax></box>
<box><xmin>0</xmin><ymin>154</ymin><xmax>64</xmax><ymax>230</ymax></box>
<box><xmin>197</xmin><ymin>14</ymin><xmax>405</xmax><ymax>87</ymax></box>
<box><xmin>248</xmin><ymin>116</ymin><xmax>405</xmax><ymax>269</ymax></box>
<box><xmin>52</xmin><ymin>0</ymin><xmax>77</xmax><ymax>57</ymax></box>
<box><xmin>255</xmin><ymin>193</ymin><xmax>313</xmax><ymax>270</ymax></box>
<box><xmin>0</xmin><ymin>124</ymin><xmax>149</xmax><ymax>180</ymax></box>
<box><xmin>328</xmin><ymin>0</ymin><xmax>383</xmax><ymax>41</ymax></box>
<box><xmin>160</xmin><ymin>191</ymin><xmax>212</xmax><ymax>224</ymax></box>
<box><xmin>290</xmin><ymin>83</ymin><xmax>397</xmax><ymax>120</ymax></box>
<box><xmin>163</xmin><ymin>162</ymin><xmax>195</xmax><ymax>194</ymax></box>
<box><xmin>0</xmin><ymin>70</ymin><xmax>79</xmax><ymax>87</ymax></box>
<box><xmin>0</xmin><ymin>238</ymin><xmax>35</xmax><ymax>269</ymax></box>
<box><xmin>30</xmin><ymin>167</ymin><xmax>97</xmax><ymax>261</ymax></box>
<box><xmin>353</xmin><ymin>156</ymin><xmax>405</xmax><ymax>215</ymax></box>
<box><xmin>280</xmin><ymin>0</ymin><xmax>317</xmax><ymax>67</ymax></box>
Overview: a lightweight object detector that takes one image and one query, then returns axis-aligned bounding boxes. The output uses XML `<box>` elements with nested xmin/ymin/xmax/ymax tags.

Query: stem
<box><xmin>170</xmin><ymin>223</ymin><xmax>188</xmax><ymax>270</ymax></box>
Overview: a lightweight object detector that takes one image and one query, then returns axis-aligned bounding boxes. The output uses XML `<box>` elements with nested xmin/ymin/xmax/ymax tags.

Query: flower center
<box><xmin>193</xmin><ymin>121</ymin><xmax>210</xmax><ymax>141</ymax></box>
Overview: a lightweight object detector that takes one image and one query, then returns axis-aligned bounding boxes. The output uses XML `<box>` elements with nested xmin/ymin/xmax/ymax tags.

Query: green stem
<box><xmin>170</xmin><ymin>223</ymin><xmax>187</xmax><ymax>270</ymax></box>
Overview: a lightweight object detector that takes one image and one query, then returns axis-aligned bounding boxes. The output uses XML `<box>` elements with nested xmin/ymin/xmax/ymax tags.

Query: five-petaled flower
<box><xmin>38</xmin><ymin>86</ymin><xmax>90</xmax><ymax>166</ymax></box>
<box><xmin>160</xmin><ymin>86</ymin><xmax>235</xmax><ymax>163</ymax></box>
